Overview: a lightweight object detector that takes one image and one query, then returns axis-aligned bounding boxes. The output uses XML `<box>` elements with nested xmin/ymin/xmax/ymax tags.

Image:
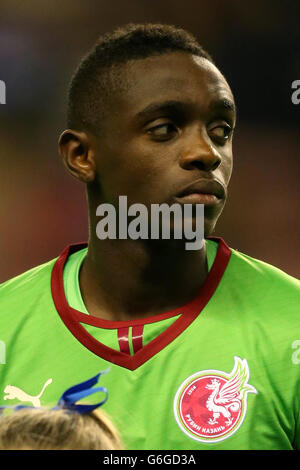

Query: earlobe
<box><xmin>58</xmin><ymin>129</ymin><xmax>96</xmax><ymax>183</ymax></box>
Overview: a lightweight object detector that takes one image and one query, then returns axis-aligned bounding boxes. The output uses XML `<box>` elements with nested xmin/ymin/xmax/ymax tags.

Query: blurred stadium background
<box><xmin>0</xmin><ymin>0</ymin><xmax>299</xmax><ymax>282</ymax></box>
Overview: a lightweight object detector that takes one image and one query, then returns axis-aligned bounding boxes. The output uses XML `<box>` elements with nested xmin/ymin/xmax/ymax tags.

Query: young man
<box><xmin>0</xmin><ymin>24</ymin><xmax>299</xmax><ymax>450</ymax></box>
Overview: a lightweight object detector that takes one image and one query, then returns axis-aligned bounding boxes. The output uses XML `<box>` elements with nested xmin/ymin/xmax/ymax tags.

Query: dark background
<box><xmin>0</xmin><ymin>0</ymin><xmax>299</xmax><ymax>281</ymax></box>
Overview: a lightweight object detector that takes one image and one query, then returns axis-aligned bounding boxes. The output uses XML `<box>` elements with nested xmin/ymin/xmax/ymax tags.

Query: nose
<box><xmin>179</xmin><ymin>128</ymin><xmax>222</xmax><ymax>172</ymax></box>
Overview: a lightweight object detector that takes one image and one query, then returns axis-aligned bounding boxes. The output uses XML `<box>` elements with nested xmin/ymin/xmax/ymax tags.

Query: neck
<box><xmin>79</xmin><ymin>234</ymin><xmax>208</xmax><ymax>321</ymax></box>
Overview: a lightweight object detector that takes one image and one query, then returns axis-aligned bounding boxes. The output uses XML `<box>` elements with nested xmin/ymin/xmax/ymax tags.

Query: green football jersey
<box><xmin>0</xmin><ymin>237</ymin><xmax>299</xmax><ymax>450</ymax></box>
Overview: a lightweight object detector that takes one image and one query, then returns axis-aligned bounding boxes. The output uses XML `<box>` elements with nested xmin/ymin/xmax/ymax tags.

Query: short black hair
<box><xmin>67</xmin><ymin>23</ymin><xmax>214</xmax><ymax>135</ymax></box>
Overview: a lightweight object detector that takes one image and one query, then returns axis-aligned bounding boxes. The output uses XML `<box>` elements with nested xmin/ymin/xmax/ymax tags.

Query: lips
<box><xmin>176</xmin><ymin>179</ymin><xmax>225</xmax><ymax>200</ymax></box>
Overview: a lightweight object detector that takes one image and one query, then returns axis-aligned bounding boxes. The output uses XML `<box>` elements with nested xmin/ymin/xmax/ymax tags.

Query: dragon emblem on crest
<box><xmin>174</xmin><ymin>356</ymin><xmax>257</xmax><ymax>443</ymax></box>
<box><xmin>205</xmin><ymin>357</ymin><xmax>256</xmax><ymax>426</ymax></box>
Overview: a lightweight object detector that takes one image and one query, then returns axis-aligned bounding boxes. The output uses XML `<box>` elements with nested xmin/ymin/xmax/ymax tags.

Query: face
<box><xmin>75</xmin><ymin>52</ymin><xmax>236</xmax><ymax>237</ymax></box>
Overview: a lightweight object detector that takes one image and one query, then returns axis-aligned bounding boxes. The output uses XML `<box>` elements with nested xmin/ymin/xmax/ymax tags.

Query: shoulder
<box><xmin>0</xmin><ymin>257</ymin><xmax>58</xmax><ymax>310</ymax></box>
<box><xmin>225</xmin><ymin>244</ymin><xmax>299</xmax><ymax>325</ymax></box>
<box><xmin>216</xmin><ymin>244</ymin><xmax>300</xmax><ymax>357</ymax></box>
<box><xmin>228</xmin><ymin>245</ymin><xmax>299</xmax><ymax>290</ymax></box>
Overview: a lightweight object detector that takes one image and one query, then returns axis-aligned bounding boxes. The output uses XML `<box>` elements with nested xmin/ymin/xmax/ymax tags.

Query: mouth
<box><xmin>174</xmin><ymin>179</ymin><xmax>225</xmax><ymax>206</ymax></box>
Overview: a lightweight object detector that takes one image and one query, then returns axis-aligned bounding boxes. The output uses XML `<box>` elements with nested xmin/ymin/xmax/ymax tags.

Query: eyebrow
<box><xmin>208</xmin><ymin>98</ymin><xmax>236</xmax><ymax>115</ymax></box>
<box><xmin>135</xmin><ymin>98</ymin><xmax>236</xmax><ymax>122</ymax></box>
<box><xmin>135</xmin><ymin>100</ymin><xmax>186</xmax><ymax>121</ymax></box>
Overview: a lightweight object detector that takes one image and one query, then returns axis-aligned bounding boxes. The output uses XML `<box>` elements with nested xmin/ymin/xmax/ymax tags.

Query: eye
<box><xmin>209</xmin><ymin>123</ymin><xmax>233</xmax><ymax>143</ymax></box>
<box><xmin>147</xmin><ymin>123</ymin><xmax>178</xmax><ymax>140</ymax></box>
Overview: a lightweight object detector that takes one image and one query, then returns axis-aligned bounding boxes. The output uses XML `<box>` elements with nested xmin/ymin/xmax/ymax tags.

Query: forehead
<box><xmin>116</xmin><ymin>52</ymin><xmax>234</xmax><ymax>117</ymax></box>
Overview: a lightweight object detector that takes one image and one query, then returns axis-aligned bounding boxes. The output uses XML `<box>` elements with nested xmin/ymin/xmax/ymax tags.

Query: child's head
<box><xmin>0</xmin><ymin>370</ymin><xmax>123</xmax><ymax>450</ymax></box>
<box><xmin>0</xmin><ymin>406</ymin><xmax>123</xmax><ymax>450</ymax></box>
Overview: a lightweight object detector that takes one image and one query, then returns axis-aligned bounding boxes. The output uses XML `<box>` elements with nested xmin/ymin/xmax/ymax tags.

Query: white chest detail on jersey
<box><xmin>3</xmin><ymin>378</ymin><xmax>53</xmax><ymax>407</ymax></box>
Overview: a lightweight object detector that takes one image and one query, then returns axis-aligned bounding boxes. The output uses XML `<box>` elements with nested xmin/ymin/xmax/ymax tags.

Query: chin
<box><xmin>204</xmin><ymin>204</ymin><xmax>224</xmax><ymax>238</ymax></box>
<box><xmin>203</xmin><ymin>214</ymin><xmax>221</xmax><ymax>238</ymax></box>
<box><xmin>204</xmin><ymin>224</ymin><xmax>216</xmax><ymax>238</ymax></box>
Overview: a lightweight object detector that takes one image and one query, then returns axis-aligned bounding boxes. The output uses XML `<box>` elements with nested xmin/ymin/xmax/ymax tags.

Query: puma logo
<box><xmin>3</xmin><ymin>378</ymin><xmax>53</xmax><ymax>407</ymax></box>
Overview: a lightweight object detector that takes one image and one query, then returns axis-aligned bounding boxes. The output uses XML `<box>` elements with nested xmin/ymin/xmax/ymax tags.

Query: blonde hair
<box><xmin>0</xmin><ymin>407</ymin><xmax>123</xmax><ymax>450</ymax></box>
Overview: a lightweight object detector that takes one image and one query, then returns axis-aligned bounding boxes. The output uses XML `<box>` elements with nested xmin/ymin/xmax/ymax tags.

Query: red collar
<box><xmin>51</xmin><ymin>237</ymin><xmax>231</xmax><ymax>370</ymax></box>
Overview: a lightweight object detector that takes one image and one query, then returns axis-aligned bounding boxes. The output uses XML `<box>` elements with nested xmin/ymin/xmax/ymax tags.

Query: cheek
<box><xmin>214</xmin><ymin>152</ymin><xmax>232</xmax><ymax>187</ymax></box>
<box><xmin>96</xmin><ymin>146</ymin><xmax>168</xmax><ymax>204</ymax></box>
<box><xmin>115</xmin><ymin>141</ymin><xmax>171</xmax><ymax>182</ymax></box>
<box><xmin>226</xmin><ymin>158</ymin><xmax>233</xmax><ymax>182</ymax></box>
<box><xmin>221</xmin><ymin>151</ymin><xmax>233</xmax><ymax>183</ymax></box>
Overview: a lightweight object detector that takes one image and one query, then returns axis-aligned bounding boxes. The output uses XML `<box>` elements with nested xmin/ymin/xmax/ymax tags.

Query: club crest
<box><xmin>173</xmin><ymin>356</ymin><xmax>257</xmax><ymax>443</ymax></box>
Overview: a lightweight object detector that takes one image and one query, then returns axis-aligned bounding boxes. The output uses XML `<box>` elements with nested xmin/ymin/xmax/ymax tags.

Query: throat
<box><xmin>78</xmin><ymin>241</ymin><xmax>208</xmax><ymax>321</ymax></box>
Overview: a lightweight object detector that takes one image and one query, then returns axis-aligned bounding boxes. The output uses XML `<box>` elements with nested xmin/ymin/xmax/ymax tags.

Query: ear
<box><xmin>58</xmin><ymin>129</ymin><xmax>96</xmax><ymax>183</ymax></box>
